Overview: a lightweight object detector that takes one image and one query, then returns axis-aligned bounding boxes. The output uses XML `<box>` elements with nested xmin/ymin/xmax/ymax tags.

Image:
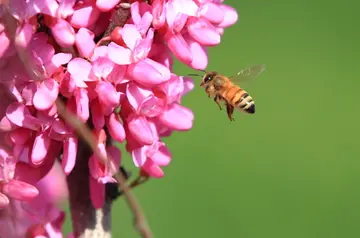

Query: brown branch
<box><xmin>56</xmin><ymin>99</ymin><xmax>152</xmax><ymax>238</ymax></box>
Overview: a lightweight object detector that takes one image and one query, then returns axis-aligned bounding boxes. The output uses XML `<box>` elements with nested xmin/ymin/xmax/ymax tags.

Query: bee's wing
<box><xmin>229</xmin><ymin>64</ymin><xmax>266</xmax><ymax>83</ymax></box>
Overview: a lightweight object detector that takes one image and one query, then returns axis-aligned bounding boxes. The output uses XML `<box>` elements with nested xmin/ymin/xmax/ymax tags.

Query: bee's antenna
<box><xmin>187</xmin><ymin>73</ymin><xmax>202</xmax><ymax>77</ymax></box>
<box><xmin>187</xmin><ymin>69</ymin><xmax>206</xmax><ymax>77</ymax></box>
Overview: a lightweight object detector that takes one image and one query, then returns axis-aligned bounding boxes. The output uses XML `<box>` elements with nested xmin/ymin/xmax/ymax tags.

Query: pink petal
<box><xmin>106</xmin><ymin>64</ymin><xmax>127</xmax><ymax>85</ymax></box>
<box><xmin>128</xmin><ymin>115</ymin><xmax>155</xmax><ymax>145</ymax></box>
<box><xmin>0</xmin><ymin>193</ymin><xmax>9</xmax><ymax>208</ymax></box>
<box><xmin>75</xmin><ymin>28</ymin><xmax>96</xmax><ymax>58</ymax></box>
<box><xmin>106</xmin><ymin>145</ymin><xmax>121</xmax><ymax>169</ymax></box>
<box><xmin>67</xmin><ymin>57</ymin><xmax>92</xmax><ymax>81</ymax></box>
<box><xmin>158</xmin><ymin>74</ymin><xmax>184</xmax><ymax>104</ymax></box>
<box><xmin>31</xmin><ymin>132</ymin><xmax>51</xmax><ymax>165</ymax></box>
<box><xmin>51</xmin><ymin>18</ymin><xmax>76</xmax><ymax>47</ymax></box>
<box><xmin>90</xmin><ymin>99</ymin><xmax>105</xmax><ymax>130</ymax></box>
<box><xmin>182</xmin><ymin>77</ymin><xmax>195</xmax><ymax>95</ymax></box>
<box><xmin>131</xmin><ymin>28</ymin><xmax>154</xmax><ymax>62</ymax></box>
<box><xmin>184</xmin><ymin>34</ymin><xmax>208</xmax><ymax>70</ymax></box>
<box><xmin>0</xmin><ymin>116</ymin><xmax>18</xmax><ymax>132</ymax></box>
<box><xmin>58</xmin><ymin>0</ymin><xmax>76</xmax><ymax>18</ymax></box>
<box><xmin>2</xmin><ymin>180</ymin><xmax>39</xmax><ymax>200</ymax></box>
<box><xmin>137</xmin><ymin>12</ymin><xmax>153</xmax><ymax>36</ymax></box>
<box><xmin>152</xmin><ymin>0</ymin><xmax>166</xmax><ymax>29</ymax></box>
<box><xmin>9</xmin><ymin>128</ymin><xmax>31</xmax><ymax>145</ymax></box>
<box><xmin>198</xmin><ymin>2</ymin><xmax>224</xmax><ymax>24</ymax></box>
<box><xmin>106</xmin><ymin>113</ymin><xmax>126</xmax><ymax>142</ymax></box>
<box><xmin>187</xmin><ymin>17</ymin><xmax>221</xmax><ymax>46</ymax></box>
<box><xmin>6</xmin><ymin>102</ymin><xmax>42</xmax><ymax>130</ymax></box>
<box><xmin>91</xmin><ymin>55</ymin><xmax>115</xmax><ymax>79</ymax></box>
<box><xmin>120</xmin><ymin>24</ymin><xmax>142</xmax><ymax>50</ymax></box>
<box><xmin>50</xmin><ymin>52</ymin><xmax>72</xmax><ymax>70</ymax></box>
<box><xmin>131</xmin><ymin>146</ymin><xmax>147</xmax><ymax>167</ymax></box>
<box><xmin>126</xmin><ymin>82</ymin><xmax>153</xmax><ymax>112</ymax></box>
<box><xmin>68</xmin><ymin>2</ymin><xmax>101</xmax><ymax>28</ymax></box>
<box><xmin>75</xmin><ymin>88</ymin><xmax>89</xmax><ymax>122</ymax></box>
<box><xmin>96</xmin><ymin>0</ymin><xmax>121</xmax><ymax>12</ymax></box>
<box><xmin>95</xmin><ymin>81</ymin><xmax>121</xmax><ymax>116</ymax></box>
<box><xmin>33</xmin><ymin>78</ymin><xmax>59</xmax><ymax>110</ymax></box>
<box><xmin>107</xmin><ymin>42</ymin><xmax>132</xmax><ymax>65</ymax></box>
<box><xmin>170</xmin><ymin>0</ymin><xmax>198</xmax><ymax>16</ymax></box>
<box><xmin>62</xmin><ymin>137</ymin><xmax>78</xmax><ymax>175</ymax></box>
<box><xmin>158</xmin><ymin>104</ymin><xmax>194</xmax><ymax>131</ymax></box>
<box><xmin>22</xmin><ymin>82</ymin><xmax>37</xmax><ymax>106</ymax></box>
<box><xmin>166</xmin><ymin>3</ymin><xmax>187</xmax><ymax>32</ymax></box>
<box><xmin>14</xmin><ymin>23</ymin><xmax>34</xmax><ymax>48</ymax></box>
<box><xmin>141</xmin><ymin>159</ymin><xmax>164</xmax><ymax>178</ymax></box>
<box><xmin>89</xmin><ymin>176</ymin><xmax>105</xmax><ymax>209</ymax></box>
<box><xmin>128</xmin><ymin>58</ymin><xmax>171</xmax><ymax>86</ymax></box>
<box><xmin>0</xmin><ymin>30</ymin><xmax>11</xmax><ymax>58</ymax></box>
<box><xmin>164</xmin><ymin>31</ymin><xmax>192</xmax><ymax>65</ymax></box>
<box><xmin>217</xmin><ymin>4</ymin><xmax>238</xmax><ymax>28</ymax></box>
<box><xmin>150</xmin><ymin>144</ymin><xmax>171</xmax><ymax>166</ymax></box>
<box><xmin>33</xmin><ymin>0</ymin><xmax>59</xmax><ymax>17</ymax></box>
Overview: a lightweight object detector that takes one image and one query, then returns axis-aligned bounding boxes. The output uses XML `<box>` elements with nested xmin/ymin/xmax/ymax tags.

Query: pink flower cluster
<box><xmin>0</xmin><ymin>0</ymin><xmax>237</xmax><ymax>237</ymax></box>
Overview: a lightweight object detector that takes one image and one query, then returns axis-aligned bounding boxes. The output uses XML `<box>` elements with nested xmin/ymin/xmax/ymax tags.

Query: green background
<box><xmin>65</xmin><ymin>0</ymin><xmax>360</xmax><ymax>237</ymax></box>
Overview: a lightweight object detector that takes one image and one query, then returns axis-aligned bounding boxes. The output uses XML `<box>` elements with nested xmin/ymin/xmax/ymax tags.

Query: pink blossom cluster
<box><xmin>0</xmin><ymin>0</ymin><xmax>237</xmax><ymax>237</ymax></box>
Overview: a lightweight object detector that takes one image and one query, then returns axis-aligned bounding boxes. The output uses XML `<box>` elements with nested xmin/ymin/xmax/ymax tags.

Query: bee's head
<box><xmin>200</xmin><ymin>71</ymin><xmax>218</xmax><ymax>87</ymax></box>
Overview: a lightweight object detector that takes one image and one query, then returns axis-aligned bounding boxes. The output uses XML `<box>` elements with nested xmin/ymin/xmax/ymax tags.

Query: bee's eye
<box><xmin>204</xmin><ymin>76</ymin><xmax>212</xmax><ymax>82</ymax></box>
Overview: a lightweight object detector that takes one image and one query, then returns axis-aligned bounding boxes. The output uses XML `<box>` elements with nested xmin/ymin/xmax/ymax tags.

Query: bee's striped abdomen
<box><xmin>234</xmin><ymin>92</ymin><xmax>256</xmax><ymax>114</ymax></box>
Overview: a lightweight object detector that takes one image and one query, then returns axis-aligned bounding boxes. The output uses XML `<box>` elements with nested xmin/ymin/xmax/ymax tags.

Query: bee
<box><xmin>189</xmin><ymin>65</ymin><xmax>266</xmax><ymax>121</ymax></box>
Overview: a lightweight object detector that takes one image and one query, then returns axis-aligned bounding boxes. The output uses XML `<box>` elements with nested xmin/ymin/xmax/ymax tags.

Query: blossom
<box><xmin>0</xmin><ymin>0</ymin><xmax>238</xmax><ymax>235</ymax></box>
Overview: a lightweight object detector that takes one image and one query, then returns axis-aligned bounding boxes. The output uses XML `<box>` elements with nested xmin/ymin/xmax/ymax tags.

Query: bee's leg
<box><xmin>226</xmin><ymin>103</ymin><xmax>235</xmax><ymax>121</ymax></box>
<box><xmin>214</xmin><ymin>95</ymin><xmax>222</xmax><ymax>110</ymax></box>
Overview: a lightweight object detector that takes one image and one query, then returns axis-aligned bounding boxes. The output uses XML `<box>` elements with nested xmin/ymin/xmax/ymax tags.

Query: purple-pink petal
<box><xmin>121</xmin><ymin>24</ymin><xmax>143</xmax><ymax>51</ymax></box>
<box><xmin>106</xmin><ymin>113</ymin><xmax>126</xmax><ymax>142</ymax></box>
<box><xmin>185</xmin><ymin>34</ymin><xmax>208</xmax><ymax>70</ymax></box>
<box><xmin>217</xmin><ymin>4</ymin><xmax>239</xmax><ymax>28</ymax></box>
<box><xmin>31</xmin><ymin>132</ymin><xmax>51</xmax><ymax>165</ymax></box>
<box><xmin>128</xmin><ymin>58</ymin><xmax>171</xmax><ymax>86</ymax></box>
<box><xmin>106</xmin><ymin>145</ymin><xmax>121</xmax><ymax>169</ymax></box>
<box><xmin>67</xmin><ymin>57</ymin><xmax>92</xmax><ymax>81</ymax></box>
<box><xmin>96</xmin><ymin>0</ymin><xmax>121</xmax><ymax>12</ymax></box>
<box><xmin>107</xmin><ymin>42</ymin><xmax>132</xmax><ymax>65</ymax></box>
<box><xmin>6</xmin><ymin>102</ymin><xmax>41</xmax><ymax>130</ymax></box>
<box><xmin>165</xmin><ymin>31</ymin><xmax>192</xmax><ymax>65</ymax></box>
<box><xmin>51</xmin><ymin>18</ymin><xmax>76</xmax><ymax>48</ymax></box>
<box><xmin>90</xmin><ymin>99</ymin><xmax>105</xmax><ymax>130</ymax></box>
<box><xmin>128</xmin><ymin>115</ymin><xmax>155</xmax><ymax>145</ymax></box>
<box><xmin>89</xmin><ymin>176</ymin><xmax>105</xmax><ymax>209</ymax></box>
<box><xmin>68</xmin><ymin>2</ymin><xmax>101</xmax><ymax>28</ymax></box>
<box><xmin>2</xmin><ymin>180</ymin><xmax>39</xmax><ymax>200</ymax></box>
<box><xmin>126</xmin><ymin>82</ymin><xmax>153</xmax><ymax>112</ymax></box>
<box><xmin>14</xmin><ymin>23</ymin><xmax>34</xmax><ymax>48</ymax></box>
<box><xmin>131</xmin><ymin>146</ymin><xmax>148</xmax><ymax>167</ymax></box>
<box><xmin>95</xmin><ymin>81</ymin><xmax>121</xmax><ymax>115</ymax></box>
<box><xmin>33</xmin><ymin>78</ymin><xmax>59</xmax><ymax>111</ymax></box>
<box><xmin>198</xmin><ymin>2</ymin><xmax>224</xmax><ymax>24</ymax></box>
<box><xmin>158</xmin><ymin>104</ymin><xmax>194</xmax><ymax>131</ymax></box>
<box><xmin>62</xmin><ymin>137</ymin><xmax>78</xmax><ymax>175</ymax></box>
<box><xmin>187</xmin><ymin>17</ymin><xmax>221</xmax><ymax>46</ymax></box>
<box><xmin>150</xmin><ymin>144</ymin><xmax>171</xmax><ymax>166</ymax></box>
<box><xmin>75</xmin><ymin>88</ymin><xmax>90</xmax><ymax>123</ymax></box>
<box><xmin>75</xmin><ymin>28</ymin><xmax>96</xmax><ymax>58</ymax></box>
<box><xmin>0</xmin><ymin>193</ymin><xmax>9</xmax><ymax>208</ymax></box>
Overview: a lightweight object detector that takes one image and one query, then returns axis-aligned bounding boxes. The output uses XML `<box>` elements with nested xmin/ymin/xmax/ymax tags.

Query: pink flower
<box><xmin>0</xmin><ymin>0</ymin><xmax>239</xmax><ymax>235</ymax></box>
<box><xmin>152</xmin><ymin>0</ymin><xmax>238</xmax><ymax>70</ymax></box>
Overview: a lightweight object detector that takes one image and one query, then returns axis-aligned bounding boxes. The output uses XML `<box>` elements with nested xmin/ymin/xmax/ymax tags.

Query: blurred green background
<box><xmin>65</xmin><ymin>0</ymin><xmax>360</xmax><ymax>237</ymax></box>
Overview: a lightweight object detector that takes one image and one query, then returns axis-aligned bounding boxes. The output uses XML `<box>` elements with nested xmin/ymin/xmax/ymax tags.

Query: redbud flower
<box><xmin>0</xmin><ymin>0</ymin><xmax>239</xmax><ymax>235</ymax></box>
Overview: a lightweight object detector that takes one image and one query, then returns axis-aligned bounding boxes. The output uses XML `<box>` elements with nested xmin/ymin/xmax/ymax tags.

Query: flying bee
<box><xmin>189</xmin><ymin>65</ymin><xmax>266</xmax><ymax>121</ymax></box>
